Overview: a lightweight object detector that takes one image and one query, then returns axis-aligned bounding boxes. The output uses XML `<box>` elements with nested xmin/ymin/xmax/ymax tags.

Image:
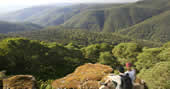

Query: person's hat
<box><xmin>126</xmin><ymin>62</ymin><xmax>132</xmax><ymax>67</ymax></box>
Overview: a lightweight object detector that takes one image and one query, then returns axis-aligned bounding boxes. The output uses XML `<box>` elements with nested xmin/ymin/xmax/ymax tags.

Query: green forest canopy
<box><xmin>0</xmin><ymin>37</ymin><xmax>170</xmax><ymax>89</ymax></box>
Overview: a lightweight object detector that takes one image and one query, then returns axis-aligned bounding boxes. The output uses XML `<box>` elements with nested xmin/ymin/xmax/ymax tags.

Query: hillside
<box><xmin>8</xmin><ymin>26</ymin><xmax>162</xmax><ymax>47</ymax></box>
<box><xmin>0</xmin><ymin>21</ymin><xmax>42</xmax><ymax>33</ymax></box>
<box><xmin>64</xmin><ymin>5</ymin><xmax>160</xmax><ymax>32</ymax></box>
<box><xmin>120</xmin><ymin>10</ymin><xmax>170</xmax><ymax>42</ymax></box>
<box><xmin>64</xmin><ymin>0</ymin><xmax>170</xmax><ymax>32</ymax></box>
<box><xmin>25</xmin><ymin>4</ymin><xmax>91</xmax><ymax>26</ymax></box>
<box><xmin>0</xmin><ymin>4</ymin><xmax>121</xmax><ymax>26</ymax></box>
<box><xmin>9</xmin><ymin>26</ymin><xmax>132</xmax><ymax>45</ymax></box>
<box><xmin>1</xmin><ymin>0</ymin><xmax>170</xmax><ymax>32</ymax></box>
<box><xmin>0</xmin><ymin>5</ymin><xmax>57</xmax><ymax>22</ymax></box>
<box><xmin>0</xmin><ymin>0</ymin><xmax>170</xmax><ymax>42</ymax></box>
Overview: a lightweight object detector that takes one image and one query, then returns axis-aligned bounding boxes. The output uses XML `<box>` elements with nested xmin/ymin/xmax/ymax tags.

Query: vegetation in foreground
<box><xmin>0</xmin><ymin>38</ymin><xmax>170</xmax><ymax>89</ymax></box>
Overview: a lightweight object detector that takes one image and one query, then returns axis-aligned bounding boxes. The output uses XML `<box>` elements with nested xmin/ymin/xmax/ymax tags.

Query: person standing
<box><xmin>125</xmin><ymin>62</ymin><xmax>136</xmax><ymax>84</ymax></box>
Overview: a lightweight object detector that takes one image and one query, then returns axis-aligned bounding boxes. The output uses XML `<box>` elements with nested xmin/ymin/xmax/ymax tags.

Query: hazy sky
<box><xmin>0</xmin><ymin>0</ymin><xmax>139</xmax><ymax>13</ymax></box>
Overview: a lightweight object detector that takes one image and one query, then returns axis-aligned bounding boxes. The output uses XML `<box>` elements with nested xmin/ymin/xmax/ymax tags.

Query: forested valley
<box><xmin>0</xmin><ymin>0</ymin><xmax>170</xmax><ymax>89</ymax></box>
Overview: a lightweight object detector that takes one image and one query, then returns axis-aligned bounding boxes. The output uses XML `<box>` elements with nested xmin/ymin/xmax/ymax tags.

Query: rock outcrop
<box><xmin>3</xmin><ymin>75</ymin><xmax>37</xmax><ymax>89</ymax></box>
<box><xmin>52</xmin><ymin>63</ymin><xmax>113</xmax><ymax>89</ymax></box>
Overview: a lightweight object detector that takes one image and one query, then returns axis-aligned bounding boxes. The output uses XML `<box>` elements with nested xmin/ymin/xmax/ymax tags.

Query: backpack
<box><xmin>120</xmin><ymin>74</ymin><xmax>133</xmax><ymax>89</ymax></box>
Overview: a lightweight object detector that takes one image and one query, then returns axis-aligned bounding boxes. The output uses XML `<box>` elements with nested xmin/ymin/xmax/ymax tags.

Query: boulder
<box><xmin>52</xmin><ymin>63</ymin><xmax>113</xmax><ymax>89</ymax></box>
<box><xmin>3</xmin><ymin>75</ymin><xmax>37</xmax><ymax>89</ymax></box>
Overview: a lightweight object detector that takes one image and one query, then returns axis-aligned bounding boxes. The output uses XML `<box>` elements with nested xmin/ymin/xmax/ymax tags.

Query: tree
<box><xmin>138</xmin><ymin>62</ymin><xmax>170</xmax><ymax>89</ymax></box>
<box><xmin>158</xmin><ymin>48</ymin><xmax>170</xmax><ymax>61</ymax></box>
<box><xmin>112</xmin><ymin>43</ymin><xmax>142</xmax><ymax>64</ymax></box>
<box><xmin>81</xmin><ymin>43</ymin><xmax>113</xmax><ymax>63</ymax></box>
<box><xmin>0</xmin><ymin>38</ymin><xmax>86</xmax><ymax>80</ymax></box>
<box><xmin>0</xmin><ymin>38</ymin><xmax>48</xmax><ymax>74</ymax></box>
<box><xmin>135</xmin><ymin>48</ymin><xmax>162</xmax><ymax>71</ymax></box>
<box><xmin>81</xmin><ymin>44</ymin><xmax>100</xmax><ymax>62</ymax></box>
<box><xmin>162</xmin><ymin>42</ymin><xmax>170</xmax><ymax>48</ymax></box>
<box><xmin>98</xmin><ymin>52</ymin><xmax>118</xmax><ymax>69</ymax></box>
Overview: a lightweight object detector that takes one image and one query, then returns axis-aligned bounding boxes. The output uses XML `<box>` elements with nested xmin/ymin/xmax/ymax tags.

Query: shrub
<box><xmin>112</xmin><ymin>43</ymin><xmax>142</xmax><ymax>64</ymax></box>
<box><xmin>138</xmin><ymin>62</ymin><xmax>170</xmax><ymax>89</ymax></box>
<box><xmin>39</xmin><ymin>80</ymin><xmax>54</xmax><ymax>89</ymax></box>
<box><xmin>135</xmin><ymin>48</ymin><xmax>162</xmax><ymax>71</ymax></box>
<box><xmin>98</xmin><ymin>52</ymin><xmax>119</xmax><ymax>69</ymax></box>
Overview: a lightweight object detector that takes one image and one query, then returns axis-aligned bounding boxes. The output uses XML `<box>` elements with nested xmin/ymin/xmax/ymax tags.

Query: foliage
<box><xmin>138</xmin><ymin>62</ymin><xmax>170</xmax><ymax>89</ymax></box>
<box><xmin>0</xmin><ymin>38</ymin><xmax>86</xmax><ymax>80</ymax></box>
<box><xmin>98</xmin><ymin>52</ymin><xmax>118</xmax><ymax>69</ymax></box>
<box><xmin>136</xmin><ymin>42</ymin><xmax>170</xmax><ymax>71</ymax></box>
<box><xmin>38</xmin><ymin>80</ymin><xmax>54</xmax><ymax>89</ymax></box>
<box><xmin>81</xmin><ymin>43</ymin><xmax>112</xmax><ymax>62</ymax></box>
<box><xmin>9</xmin><ymin>28</ymin><xmax>134</xmax><ymax>46</ymax></box>
<box><xmin>0</xmin><ymin>70</ymin><xmax>6</xmax><ymax>79</ymax></box>
<box><xmin>162</xmin><ymin>42</ymin><xmax>170</xmax><ymax>48</ymax></box>
<box><xmin>135</xmin><ymin>48</ymin><xmax>162</xmax><ymax>71</ymax></box>
<box><xmin>112</xmin><ymin>43</ymin><xmax>142</xmax><ymax>64</ymax></box>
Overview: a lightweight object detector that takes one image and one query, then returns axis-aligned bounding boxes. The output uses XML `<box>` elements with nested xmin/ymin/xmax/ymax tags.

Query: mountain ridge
<box><xmin>0</xmin><ymin>21</ymin><xmax>42</xmax><ymax>33</ymax></box>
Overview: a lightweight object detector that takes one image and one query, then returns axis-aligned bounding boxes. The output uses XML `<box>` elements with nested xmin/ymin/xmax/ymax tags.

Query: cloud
<box><xmin>0</xmin><ymin>0</ymin><xmax>139</xmax><ymax>13</ymax></box>
<box><xmin>0</xmin><ymin>0</ymin><xmax>139</xmax><ymax>6</ymax></box>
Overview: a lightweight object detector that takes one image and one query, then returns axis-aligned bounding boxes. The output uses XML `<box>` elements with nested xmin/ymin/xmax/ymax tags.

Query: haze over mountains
<box><xmin>0</xmin><ymin>21</ymin><xmax>42</xmax><ymax>33</ymax></box>
<box><xmin>0</xmin><ymin>0</ymin><xmax>170</xmax><ymax>42</ymax></box>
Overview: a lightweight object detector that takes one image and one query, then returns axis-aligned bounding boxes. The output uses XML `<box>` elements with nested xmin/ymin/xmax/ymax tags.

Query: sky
<box><xmin>0</xmin><ymin>0</ymin><xmax>139</xmax><ymax>13</ymax></box>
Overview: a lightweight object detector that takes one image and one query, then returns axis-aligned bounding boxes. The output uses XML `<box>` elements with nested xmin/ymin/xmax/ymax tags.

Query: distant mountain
<box><xmin>120</xmin><ymin>10</ymin><xmax>170</xmax><ymax>42</ymax></box>
<box><xmin>0</xmin><ymin>3</ymin><xmax>120</xmax><ymax>26</ymax></box>
<box><xmin>64</xmin><ymin>0</ymin><xmax>170</xmax><ymax>32</ymax></box>
<box><xmin>1</xmin><ymin>0</ymin><xmax>170</xmax><ymax>30</ymax></box>
<box><xmin>24</xmin><ymin>4</ymin><xmax>91</xmax><ymax>26</ymax></box>
<box><xmin>0</xmin><ymin>5</ymin><xmax>59</xmax><ymax>22</ymax></box>
<box><xmin>0</xmin><ymin>3</ymin><xmax>72</xmax><ymax>24</ymax></box>
<box><xmin>63</xmin><ymin>5</ymin><xmax>160</xmax><ymax>32</ymax></box>
<box><xmin>0</xmin><ymin>21</ymin><xmax>42</xmax><ymax>33</ymax></box>
<box><xmin>1</xmin><ymin>0</ymin><xmax>170</xmax><ymax>42</ymax></box>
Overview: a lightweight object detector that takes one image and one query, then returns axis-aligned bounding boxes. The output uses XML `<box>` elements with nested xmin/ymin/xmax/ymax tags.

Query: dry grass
<box><xmin>52</xmin><ymin>63</ymin><xmax>113</xmax><ymax>89</ymax></box>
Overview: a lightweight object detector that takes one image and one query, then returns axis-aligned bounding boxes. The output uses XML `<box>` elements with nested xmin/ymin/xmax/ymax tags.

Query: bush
<box><xmin>138</xmin><ymin>62</ymin><xmax>170</xmax><ymax>89</ymax></box>
<box><xmin>135</xmin><ymin>48</ymin><xmax>162</xmax><ymax>71</ymax></box>
<box><xmin>112</xmin><ymin>43</ymin><xmax>142</xmax><ymax>64</ymax></box>
<box><xmin>81</xmin><ymin>43</ymin><xmax>112</xmax><ymax>62</ymax></box>
<box><xmin>158</xmin><ymin>48</ymin><xmax>170</xmax><ymax>61</ymax></box>
<box><xmin>162</xmin><ymin>42</ymin><xmax>170</xmax><ymax>48</ymax></box>
<box><xmin>98</xmin><ymin>52</ymin><xmax>119</xmax><ymax>69</ymax></box>
<box><xmin>38</xmin><ymin>80</ymin><xmax>54</xmax><ymax>89</ymax></box>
